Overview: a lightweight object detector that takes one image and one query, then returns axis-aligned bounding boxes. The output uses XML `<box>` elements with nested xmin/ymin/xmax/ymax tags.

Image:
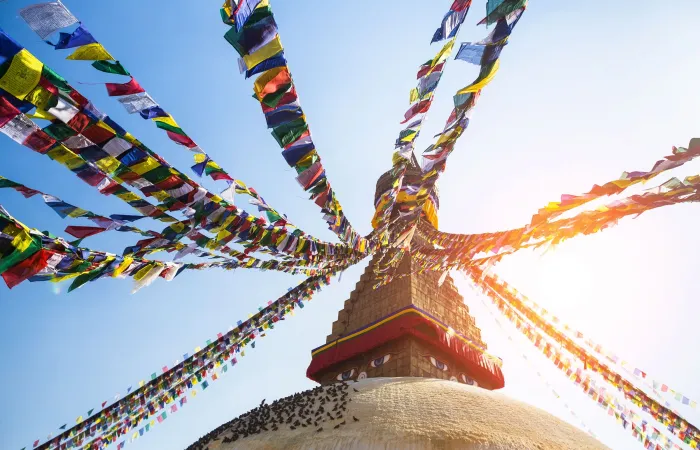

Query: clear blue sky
<box><xmin>1</xmin><ymin>1</ymin><xmax>700</xmax><ymax>449</ymax></box>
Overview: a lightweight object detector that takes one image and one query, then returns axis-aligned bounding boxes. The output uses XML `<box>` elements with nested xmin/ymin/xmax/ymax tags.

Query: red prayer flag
<box><xmin>417</xmin><ymin>61</ymin><xmax>445</xmax><ymax>79</ymax></box>
<box><xmin>105</xmin><ymin>77</ymin><xmax>145</xmax><ymax>96</ymax></box>
<box><xmin>166</xmin><ymin>130</ymin><xmax>196</xmax><ymax>148</ymax></box>
<box><xmin>401</xmin><ymin>99</ymin><xmax>432</xmax><ymax>123</ymax></box>
<box><xmin>2</xmin><ymin>249</ymin><xmax>52</xmax><ymax>289</ymax></box>
<box><xmin>451</xmin><ymin>0</ymin><xmax>472</xmax><ymax>11</ymax></box>
<box><xmin>24</xmin><ymin>130</ymin><xmax>56</xmax><ymax>154</ymax></box>
<box><xmin>64</xmin><ymin>226</ymin><xmax>108</xmax><ymax>239</ymax></box>
<box><xmin>14</xmin><ymin>186</ymin><xmax>42</xmax><ymax>198</ymax></box>
<box><xmin>295</xmin><ymin>162</ymin><xmax>323</xmax><ymax>189</ymax></box>
<box><xmin>0</xmin><ymin>96</ymin><xmax>20</xmax><ymax>128</ymax></box>
<box><xmin>210</xmin><ymin>171</ymin><xmax>233</xmax><ymax>182</ymax></box>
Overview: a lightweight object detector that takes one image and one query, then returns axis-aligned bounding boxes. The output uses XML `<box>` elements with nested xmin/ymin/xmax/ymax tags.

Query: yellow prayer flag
<box><xmin>94</xmin><ymin>156</ymin><xmax>121</xmax><ymax>175</ymax></box>
<box><xmin>115</xmin><ymin>191</ymin><xmax>141</xmax><ymax>202</ymax></box>
<box><xmin>76</xmin><ymin>416</ymin><xmax>83</xmax><ymax>424</ymax></box>
<box><xmin>244</xmin><ymin>35</ymin><xmax>283</xmax><ymax>70</ymax></box>
<box><xmin>133</xmin><ymin>263</ymin><xmax>155</xmax><ymax>281</ymax></box>
<box><xmin>409</xmin><ymin>88</ymin><xmax>419</xmax><ymax>103</ymax></box>
<box><xmin>66</xmin><ymin>43</ymin><xmax>114</xmax><ymax>61</ymax></box>
<box><xmin>130</xmin><ymin>156</ymin><xmax>160</xmax><ymax>175</ymax></box>
<box><xmin>432</xmin><ymin>38</ymin><xmax>456</xmax><ymax>68</ymax></box>
<box><xmin>27</xmin><ymin>108</ymin><xmax>56</xmax><ymax>121</ymax></box>
<box><xmin>150</xmin><ymin>190</ymin><xmax>170</xmax><ymax>202</ymax></box>
<box><xmin>423</xmin><ymin>198</ymin><xmax>439</xmax><ymax>228</ymax></box>
<box><xmin>193</xmin><ymin>153</ymin><xmax>208</xmax><ymax>164</ymax></box>
<box><xmin>457</xmin><ymin>59</ymin><xmax>500</xmax><ymax>94</ymax></box>
<box><xmin>25</xmin><ymin>85</ymin><xmax>54</xmax><ymax>110</ymax></box>
<box><xmin>67</xmin><ymin>208</ymin><xmax>90</xmax><ymax>218</ymax></box>
<box><xmin>0</xmin><ymin>49</ymin><xmax>43</xmax><ymax>99</ymax></box>
<box><xmin>112</xmin><ymin>257</ymin><xmax>133</xmax><ymax>278</ymax></box>
<box><xmin>152</xmin><ymin>115</ymin><xmax>179</xmax><ymax>129</ymax></box>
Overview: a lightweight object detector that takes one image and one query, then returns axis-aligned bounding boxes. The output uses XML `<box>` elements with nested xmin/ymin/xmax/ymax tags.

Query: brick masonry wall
<box><xmin>314</xmin><ymin>251</ymin><xmax>493</xmax><ymax>386</ymax></box>
<box><xmin>316</xmin><ymin>336</ymin><xmax>489</xmax><ymax>388</ymax></box>
<box><xmin>325</xmin><ymin>254</ymin><xmax>484</xmax><ymax>349</ymax></box>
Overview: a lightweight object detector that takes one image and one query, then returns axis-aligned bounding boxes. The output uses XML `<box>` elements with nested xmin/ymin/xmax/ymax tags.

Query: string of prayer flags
<box><xmin>0</xmin><ymin>205</ymin><xmax>177</xmax><ymax>291</ymax></box>
<box><xmin>18</xmin><ymin>2</ymin><xmax>298</xmax><ymax>230</ymax></box>
<box><xmin>220</xmin><ymin>0</ymin><xmax>371</xmax><ymax>252</ymax></box>
<box><xmin>28</xmin><ymin>266</ymin><xmax>341</xmax><ymax>450</ymax></box>
<box><xmin>413</xmin><ymin>169</ymin><xmax>700</xmax><ymax>276</ymax></box>
<box><xmin>530</xmin><ymin>138</ymin><xmax>700</xmax><ymax>225</ymax></box>
<box><xmin>373</xmin><ymin>4</ymin><xmax>529</xmax><ymax>288</ymax></box>
<box><xmin>469</xmin><ymin>269</ymin><xmax>699</xmax><ymax>448</ymax></box>
<box><xmin>501</xmin><ymin>280</ymin><xmax>700</xmax><ymax>412</ymax></box>
<box><xmin>0</xmin><ymin>34</ymin><xmax>359</xmax><ymax>266</ymax></box>
<box><xmin>478</xmin><ymin>277</ymin><xmax>681</xmax><ymax>450</ymax></box>
<box><xmin>373</xmin><ymin>5</ymin><xmax>470</xmax><ymax>237</ymax></box>
<box><xmin>416</xmin><ymin>3</ymin><xmax>528</xmax><ymax>206</ymax></box>
<box><xmin>371</xmin><ymin>2</ymin><xmax>476</xmax><ymax>285</ymax></box>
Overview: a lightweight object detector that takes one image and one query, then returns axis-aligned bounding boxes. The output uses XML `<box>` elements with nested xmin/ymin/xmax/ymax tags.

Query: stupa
<box><xmin>186</xmin><ymin>167</ymin><xmax>608</xmax><ymax>450</ymax></box>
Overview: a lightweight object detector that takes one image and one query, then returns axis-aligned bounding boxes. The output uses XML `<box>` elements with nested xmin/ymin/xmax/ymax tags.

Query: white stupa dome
<box><xmin>188</xmin><ymin>377</ymin><xmax>608</xmax><ymax>450</ymax></box>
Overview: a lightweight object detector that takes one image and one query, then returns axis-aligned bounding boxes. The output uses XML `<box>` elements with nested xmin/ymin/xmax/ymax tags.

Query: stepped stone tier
<box><xmin>185</xmin><ymin>168</ymin><xmax>608</xmax><ymax>449</ymax></box>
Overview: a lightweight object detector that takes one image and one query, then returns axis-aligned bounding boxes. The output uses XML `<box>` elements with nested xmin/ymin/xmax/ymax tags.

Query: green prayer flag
<box><xmin>0</xmin><ymin>177</ymin><xmax>22</xmax><ymax>189</ymax></box>
<box><xmin>67</xmin><ymin>260</ymin><xmax>111</xmax><ymax>292</ymax></box>
<box><xmin>91</xmin><ymin>60</ymin><xmax>130</xmax><ymax>76</ymax></box>
<box><xmin>223</xmin><ymin>27</ymin><xmax>246</xmax><ymax>57</ymax></box>
<box><xmin>271</xmin><ymin>118</ymin><xmax>308</xmax><ymax>148</ymax></box>
<box><xmin>154</xmin><ymin>120</ymin><xmax>187</xmax><ymax>136</ymax></box>
<box><xmin>261</xmin><ymin>83</ymin><xmax>292</xmax><ymax>108</ymax></box>
<box><xmin>484</xmin><ymin>0</ymin><xmax>527</xmax><ymax>25</ymax></box>
<box><xmin>43</xmin><ymin>122</ymin><xmax>78</xmax><ymax>141</ymax></box>
<box><xmin>42</xmin><ymin>66</ymin><xmax>71</xmax><ymax>92</ymax></box>
<box><xmin>0</xmin><ymin>230</ymin><xmax>41</xmax><ymax>275</ymax></box>
<box><xmin>246</xmin><ymin>6</ymin><xmax>273</xmax><ymax>25</ymax></box>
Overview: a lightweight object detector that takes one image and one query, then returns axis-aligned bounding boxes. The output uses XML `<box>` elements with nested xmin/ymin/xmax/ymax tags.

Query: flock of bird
<box><xmin>186</xmin><ymin>381</ymin><xmax>362</xmax><ymax>449</ymax></box>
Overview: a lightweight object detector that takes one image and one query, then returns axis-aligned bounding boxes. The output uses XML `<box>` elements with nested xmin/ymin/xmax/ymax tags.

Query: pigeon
<box><xmin>353</xmin><ymin>416</ymin><xmax>360</xmax><ymax>422</ymax></box>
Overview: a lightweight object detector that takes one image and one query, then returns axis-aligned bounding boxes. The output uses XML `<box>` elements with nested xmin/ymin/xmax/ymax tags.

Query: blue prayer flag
<box><xmin>50</xmin><ymin>24</ymin><xmax>97</xmax><ymax>49</ymax></box>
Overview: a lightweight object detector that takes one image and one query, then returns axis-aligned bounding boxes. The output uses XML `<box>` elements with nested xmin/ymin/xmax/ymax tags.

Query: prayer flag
<box><xmin>232</xmin><ymin>0</ymin><xmax>263</xmax><ymax>31</ymax></box>
<box><xmin>105</xmin><ymin>78</ymin><xmax>145</xmax><ymax>96</ymax></box>
<box><xmin>66</xmin><ymin>43</ymin><xmax>114</xmax><ymax>61</ymax></box>
<box><xmin>481</xmin><ymin>0</ymin><xmax>527</xmax><ymax>26</ymax></box>
<box><xmin>455</xmin><ymin>43</ymin><xmax>486</xmax><ymax>65</ymax></box>
<box><xmin>0</xmin><ymin>49</ymin><xmax>43</xmax><ymax>100</ymax></box>
<box><xmin>0</xmin><ymin>30</ymin><xmax>23</xmax><ymax>66</ymax></box>
<box><xmin>401</xmin><ymin>99</ymin><xmax>431</xmax><ymax>123</ymax></box>
<box><xmin>456</xmin><ymin>59</ymin><xmax>500</xmax><ymax>94</ymax></box>
<box><xmin>92</xmin><ymin>60</ymin><xmax>130</xmax><ymax>76</ymax></box>
<box><xmin>246</xmin><ymin>53</ymin><xmax>286</xmax><ymax>79</ymax></box>
<box><xmin>243</xmin><ymin>35</ymin><xmax>283</xmax><ymax>70</ymax></box>
<box><xmin>51</xmin><ymin>24</ymin><xmax>97</xmax><ymax>49</ymax></box>
<box><xmin>432</xmin><ymin>7</ymin><xmax>469</xmax><ymax>43</ymax></box>
<box><xmin>64</xmin><ymin>226</ymin><xmax>107</xmax><ymax>239</ymax></box>
<box><xmin>19</xmin><ymin>2</ymin><xmax>79</xmax><ymax>40</ymax></box>
<box><xmin>117</xmin><ymin>93</ymin><xmax>158</xmax><ymax>114</ymax></box>
<box><xmin>1</xmin><ymin>248</ymin><xmax>51</xmax><ymax>289</ymax></box>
